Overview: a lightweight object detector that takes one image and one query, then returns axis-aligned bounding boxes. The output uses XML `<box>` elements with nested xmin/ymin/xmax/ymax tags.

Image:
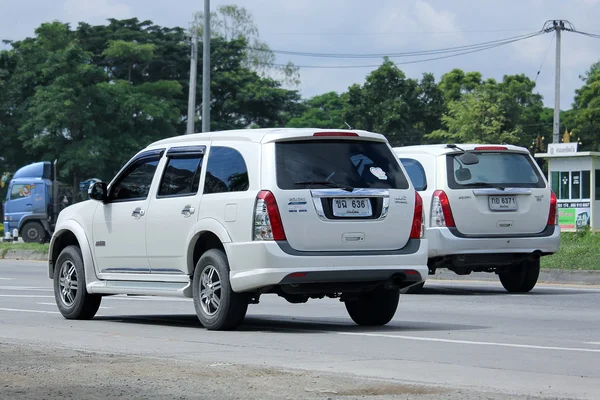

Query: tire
<box><xmin>499</xmin><ymin>259</ymin><xmax>540</xmax><ymax>293</ymax></box>
<box><xmin>53</xmin><ymin>245</ymin><xmax>102</xmax><ymax>319</ymax></box>
<box><xmin>345</xmin><ymin>287</ymin><xmax>400</xmax><ymax>326</ymax></box>
<box><xmin>192</xmin><ymin>249</ymin><xmax>248</xmax><ymax>331</ymax></box>
<box><xmin>21</xmin><ymin>221</ymin><xmax>46</xmax><ymax>243</ymax></box>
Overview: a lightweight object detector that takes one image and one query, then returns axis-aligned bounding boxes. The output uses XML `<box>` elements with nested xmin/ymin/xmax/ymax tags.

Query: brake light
<box><xmin>254</xmin><ymin>191</ymin><xmax>286</xmax><ymax>241</ymax></box>
<box><xmin>410</xmin><ymin>192</ymin><xmax>424</xmax><ymax>239</ymax></box>
<box><xmin>313</xmin><ymin>132</ymin><xmax>359</xmax><ymax>137</ymax></box>
<box><xmin>548</xmin><ymin>191</ymin><xmax>558</xmax><ymax>226</ymax></box>
<box><xmin>474</xmin><ymin>146</ymin><xmax>507</xmax><ymax>151</ymax></box>
<box><xmin>431</xmin><ymin>190</ymin><xmax>455</xmax><ymax>228</ymax></box>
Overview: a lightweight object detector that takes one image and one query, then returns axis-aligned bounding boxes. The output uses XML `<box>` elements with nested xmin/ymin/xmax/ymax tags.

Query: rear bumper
<box><xmin>224</xmin><ymin>239</ymin><xmax>428</xmax><ymax>292</ymax></box>
<box><xmin>425</xmin><ymin>225</ymin><xmax>561</xmax><ymax>258</ymax></box>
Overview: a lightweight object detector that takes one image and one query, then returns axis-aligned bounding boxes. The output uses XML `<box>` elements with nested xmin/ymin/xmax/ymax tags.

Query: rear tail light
<box><xmin>431</xmin><ymin>190</ymin><xmax>455</xmax><ymax>228</ymax></box>
<box><xmin>313</xmin><ymin>132</ymin><xmax>359</xmax><ymax>137</ymax></box>
<box><xmin>548</xmin><ymin>191</ymin><xmax>558</xmax><ymax>226</ymax></box>
<box><xmin>410</xmin><ymin>192</ymin><xmax>425</xmax><ymax>239</ymax></box>
<box><xmin>254</xmin><ymin>190</ymin><xmax>286</xmax><ymax>241</ymax></box>
<box><xmin>474</xmin><ymin>146</ymin><xmax>507</xmax><ymax>151</ymax></box>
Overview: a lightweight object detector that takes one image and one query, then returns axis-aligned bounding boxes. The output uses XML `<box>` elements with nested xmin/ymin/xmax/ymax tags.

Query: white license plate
<box><xmin>332</xmin><ymin>198</ymin><xmax>372</xmax><ymax>217</ymax></box>
<box><xmin>488</xmin><ymin>196</ymin><xmax>518</xmax><ymax>211</ymax></box>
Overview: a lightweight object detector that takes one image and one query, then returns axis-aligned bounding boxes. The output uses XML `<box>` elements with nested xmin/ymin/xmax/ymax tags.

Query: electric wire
<box><xmin>266</xmin><ymin>31</ymin><xmax>545</xmax><ymax>69</ymax></box>
<box><xmin>250</xmin><ymin>31</ymin><xmax>543</xmax><ymax>59</ymax></box>
<box><xmin>535</xmin><ymin>31</ymin><xmax>556</xmax><ymax>83</ymax></box>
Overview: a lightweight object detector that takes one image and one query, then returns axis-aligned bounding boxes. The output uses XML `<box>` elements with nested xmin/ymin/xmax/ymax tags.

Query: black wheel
<box><xmin>345</xmin><ymin>287</ymin><xmax>400</xmax><ymax>326</ymax></box>
<box><xmin>499</xmin><ymin>259</ymin><xmax>540</xmax><ymax>293</ymax></box>
<box><xmin>192</xmin><ymin>249</ymin><xmax>248</xmax><ymax>331</ymax></box>
<box><xmin>21</xmin><ymin>221</ymin><xmax>46</xmax><ymax>243</ymax></box>
<box><xmin>53</xmin><ymin>245</ymin><xmax>101</xmax><ymax>319</ymax></box>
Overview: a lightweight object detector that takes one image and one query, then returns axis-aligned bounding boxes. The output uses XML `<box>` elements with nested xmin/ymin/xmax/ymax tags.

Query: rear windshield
<box><xmin>276</xmin><ymin>140</ymin><xmax>409</xmax><ymax>190</ymax></box>
<box><xmin>446</xmin><ymin>151</ymin><xmax>546</xmax><ymax>189</ymax></box>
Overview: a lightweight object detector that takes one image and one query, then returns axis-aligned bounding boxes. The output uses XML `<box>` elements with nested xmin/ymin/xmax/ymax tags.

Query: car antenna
<box><xmin>344</xmin><ymin>121</ymin><xmax>353</xmax><ymax>129</ymax></box>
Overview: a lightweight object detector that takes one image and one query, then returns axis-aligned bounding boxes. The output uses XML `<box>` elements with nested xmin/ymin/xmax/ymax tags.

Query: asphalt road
<box><xmin>1</xmin><ymin>259</ymin><xmax>599</xmax><ymax>399</ymax></box>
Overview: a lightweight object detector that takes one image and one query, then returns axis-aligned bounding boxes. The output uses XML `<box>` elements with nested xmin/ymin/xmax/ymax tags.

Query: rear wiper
<box><xmin>461</xmin><ymin>182</ymin><xmax>505</xmax><ymax>190</ymax></box>
<box><xmin>294</xmin><ymin>180</ymin><xmax>354</xmax><ymax>192</ymax></box>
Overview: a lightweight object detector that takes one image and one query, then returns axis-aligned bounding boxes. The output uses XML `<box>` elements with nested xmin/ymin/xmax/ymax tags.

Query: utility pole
<box><xmin>553</xmin><ymin>20</ymin><xmax>563</xmax><ymax>144</ymax></box>
<box><xmin>542</xmin><ymin>20</ymin><xmax>574</xmax><ymax>143</ymax></box>
<box><xmin>202</xmin><ymin>0</ymin><xmax>211</xmax><ymax>133</ymax></box>
<box><xmin>186</xmin><ymin>31</ymin><xmax>198</xmax><ymax>134</ymax></box>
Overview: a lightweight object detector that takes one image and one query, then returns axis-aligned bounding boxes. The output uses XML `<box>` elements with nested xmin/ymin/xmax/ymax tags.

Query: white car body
<box><xmin>394</xmin><ymin>144</ymin><xmax>560</xmax><ymax>282</ymax></box>
<box><xmin>48</xmin><ymin>128</ymin><xmax>428</xmax><ymax>327</ymax></box>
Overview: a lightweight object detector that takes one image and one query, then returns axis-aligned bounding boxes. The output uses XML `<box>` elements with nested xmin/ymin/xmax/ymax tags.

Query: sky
<box><xmin>1</xmin><ymin>0</ymin><xmax>599</xmax><ymax>111</ymax></box>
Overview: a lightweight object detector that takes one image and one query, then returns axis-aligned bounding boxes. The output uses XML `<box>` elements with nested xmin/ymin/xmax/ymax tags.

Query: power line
<box><xmin>535</xmin><ymin>32</ymin><xmax>555</xmax><ymax>83</ymax></box>
<box><xmin>269</xmin><ymin>32</ymin><xmax>544</xmax><ymax>69</ymax></box>
<box><xmin>261</xmin><ymin>28</ymin><xmax>537</xmax><ymax>36</ymax></box>
<box><xmin>571</xmin><ymin>30</ymin><xmax>600</xmax><ymax>40</ymax></box>
<box><xmin>251</xmin><ymin>31</ymin><xmax>543</xmax><ymax>59</ymax></box>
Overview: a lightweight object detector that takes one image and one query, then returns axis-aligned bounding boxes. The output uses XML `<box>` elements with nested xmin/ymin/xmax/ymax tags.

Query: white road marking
<box><xmin>0</xmin><ymin>278</ymin><xmax>15</xmax><ymax>280</ymax></box>
<box><xmin>338</xmin><ymin>332</ymin><xmax>600</xmax><ymax>354</ymax></box>
<box><xmin>0</xmin><ymin>295</ymin><xmax>53</xmax><ymax>298</ymax></box>
<box><xmin>36</xmin><ymin>302</ymin><xmax>111</xmax><ymax>309</ymax></box>
<box><xmin>0</xmin><ymin>286</ymin><xmax>52</xmax><ymax>292</ymax></box>
<box><xmin>0</xmin><ymin>307</ymin><xmax>60</xmax><ymax>314</ymax></box>
<box><xmin>584</xmin><ymin>342</ymin><xmax>600</xmax><ymax>345</ymax></box>
<box><xmin>103</xmin><ymin>296</ymin><xmax>191</xmax><ymax>302</ymax></box>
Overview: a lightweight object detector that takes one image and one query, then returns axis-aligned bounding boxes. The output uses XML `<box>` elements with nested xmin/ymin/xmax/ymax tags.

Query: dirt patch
<box><xmin>0</xmin><ymin>342</ymin><xmax>557</xmax><ymax>400</ymax></box>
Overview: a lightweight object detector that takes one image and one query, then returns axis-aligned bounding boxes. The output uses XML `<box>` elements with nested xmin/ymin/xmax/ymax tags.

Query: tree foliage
<box><xmin>0</xmin><ymin>16</ymin><xmax>301</xmax><ymax>187</ymax></box>
<box><xmin>191</xmin><ymin>4</ymin><xmax>300</xmax><ymax>86</ymax></box>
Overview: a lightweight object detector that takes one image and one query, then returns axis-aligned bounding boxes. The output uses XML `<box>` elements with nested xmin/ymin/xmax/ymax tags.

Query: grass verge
<box><xmin>0</xmin><ymin>242</ymin><xmax>49</xmax><ymax>259</ymax></box>
<box><xmin>541</xmin><ymin>230</ymin><xmax>600</xmax><ymax>270</ymax></box>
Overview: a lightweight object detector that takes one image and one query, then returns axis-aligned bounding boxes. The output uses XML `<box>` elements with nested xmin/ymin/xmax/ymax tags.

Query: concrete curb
<box><xmin>1</xmin><ymin>250</ymin><xmax>47</xmax><ymax>261</ymax></box>
<box><xmin>429</xmin><ymin>269</ymin><xmax>600</xmax><ymax>286</ymax></box>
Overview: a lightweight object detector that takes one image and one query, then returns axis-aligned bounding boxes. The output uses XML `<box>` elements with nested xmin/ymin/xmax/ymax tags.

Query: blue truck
<box><xmin>2</xmin><ymin>161</ymin><xmax>99</xmax><ymax>243</ymax></box>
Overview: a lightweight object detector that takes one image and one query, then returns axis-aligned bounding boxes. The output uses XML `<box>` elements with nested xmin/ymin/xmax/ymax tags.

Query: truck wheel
<box><xmin>21</xmin><ymin>221</ymin><xmax>46</xmax><ymax>243</ymax></box>
<box><xmin>345</xmin><ymin>287</ymin><xmax>400</xmax><ymax>326</ymax></box>
<box><xmin>192</xmin><ymin>249</ymin><xmax>248</xmax><ymax>331</ymax></box>
<box><xmin>53</xmin><ymin>245</ymin><xmax>102</xmax><ymax>319</ymax></box>
<box><xmin>499</xmin><ymin>259</ymin><xmax>540</xmax><ymax>293</ymax></box>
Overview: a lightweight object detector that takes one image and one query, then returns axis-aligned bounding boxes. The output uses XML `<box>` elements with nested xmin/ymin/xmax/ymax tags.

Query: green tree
<box><xmin>570</xmin><ymin>62</ymin><xmax>600</xmax><ymax>150</ymax></box>
<box><xmin>428</xmin><ymin>79</ymin><xmax>520</xmax><ymax>144</ymax></box>
<box><xmin>439</xmin><ymin>68</ymin><xmax>483</xmax><ymax>102</ymax></box>
<box><xmin>342</xmin><ymin>59</ymin><xmax>444</xmax><ymax>146</ymax></box>
<box><xmin>286</xmin><ymin>92</ymin><xmax>347</xmax><ymax>129</ymax></box>
<box><xmin>191</xmin><ymin>4</ymin><xmax>300</xmax><ymax>86</ymax></box>
<box><xmin>102</xmin><ymin>40</ymin><xmax>156</xmax><ymax>83</ymax></box>
<box><xmin>18</xmin><ymin>22</ymin><xmax>109</xmax><ymax>192</ymax></box>
<box><xmin>430</xmin><ymin>74</ymin><xmax>544</xmax><ymax>146</ymax></box>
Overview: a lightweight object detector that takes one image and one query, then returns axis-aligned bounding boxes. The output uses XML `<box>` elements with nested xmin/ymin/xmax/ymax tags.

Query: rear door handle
<box><xmin>181</xmin><ymin>205</ymin><xmax>195</xmax><ymax>217</ymax></box>
<box><xmin>131</xmin><ymin>208</ymin><xmax>145</xmax><ymax>219</ymax></box>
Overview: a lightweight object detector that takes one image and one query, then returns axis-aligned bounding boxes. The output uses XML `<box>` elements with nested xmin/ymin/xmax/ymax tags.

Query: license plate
<box><xmin>488</xmin><ymin>196</ymin><xmax>518</xmax><ymax>211</ymax></box>
<box><xmin>332</xmin><ymin>198</ymin><xmax>372</xmax><ymax>217</ymax></box>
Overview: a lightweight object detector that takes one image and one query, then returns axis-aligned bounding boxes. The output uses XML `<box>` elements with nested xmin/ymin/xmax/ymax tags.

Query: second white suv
<box><xmin>394</xmin><ymin>144</ymin><xmax>560</xmax><ymax>293</ymax></box>
<box><xmin>48</xmin><ymin>128</ymin><xmax>428</xmax><ymax>330</ymax></box>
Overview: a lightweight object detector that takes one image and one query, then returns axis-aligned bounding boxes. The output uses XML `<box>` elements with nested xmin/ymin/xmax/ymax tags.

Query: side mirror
<box><xmin>88</xmin><ymin>182</ymin><xmax>108</xmax><ymax>202</ymax></box>
<box><xmin>455</xmin><ymin>168</ymin><xmax>472</xmax><ymax>182</ymax></box>
<box><xmin>458</xmin><ymin>152</ymin><xmax>479</xmax><ymax>165</ymax></box>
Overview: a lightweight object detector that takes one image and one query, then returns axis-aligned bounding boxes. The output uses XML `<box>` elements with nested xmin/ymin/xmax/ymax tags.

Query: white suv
<box><xmin>394</xmin><ymin>144</ymin><xmax>560</xmax><ymax>293</ymax></box>
<box><xmin>48</xmin><ymin>128</ymin><xmax>428</xmax><ymax>330</ymax></box>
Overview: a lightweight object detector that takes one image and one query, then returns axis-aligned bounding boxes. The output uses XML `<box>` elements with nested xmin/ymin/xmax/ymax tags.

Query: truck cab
<box><xmin>3</xmin><ymin>162</ymin><xmax>54</xmax><ymax>243</ymax></box>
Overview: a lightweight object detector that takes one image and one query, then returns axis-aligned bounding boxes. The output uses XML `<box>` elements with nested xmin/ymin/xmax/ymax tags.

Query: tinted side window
<box><xmin>204</xmin><ymin>147</ymin><xmax>249</xmax><ymax>194</ymax></box>
<box><xmin>110</xmin><ymin>158</ymin><xmax>159</xmax><ymax>201</ymax></box>
<box><xmin>10</xmin><ymin>184</ymin><xmax>33</xmax><ymax>200</ymax></box>
<box><xmin>158</xmin><ymin>156</ymin><xmax>203</xmax><ymax>197</ymax></box>
<box><xmin>400</xmin><ymin>158</ymin><xmax>427</xmax><ymax>191</ymax></box>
